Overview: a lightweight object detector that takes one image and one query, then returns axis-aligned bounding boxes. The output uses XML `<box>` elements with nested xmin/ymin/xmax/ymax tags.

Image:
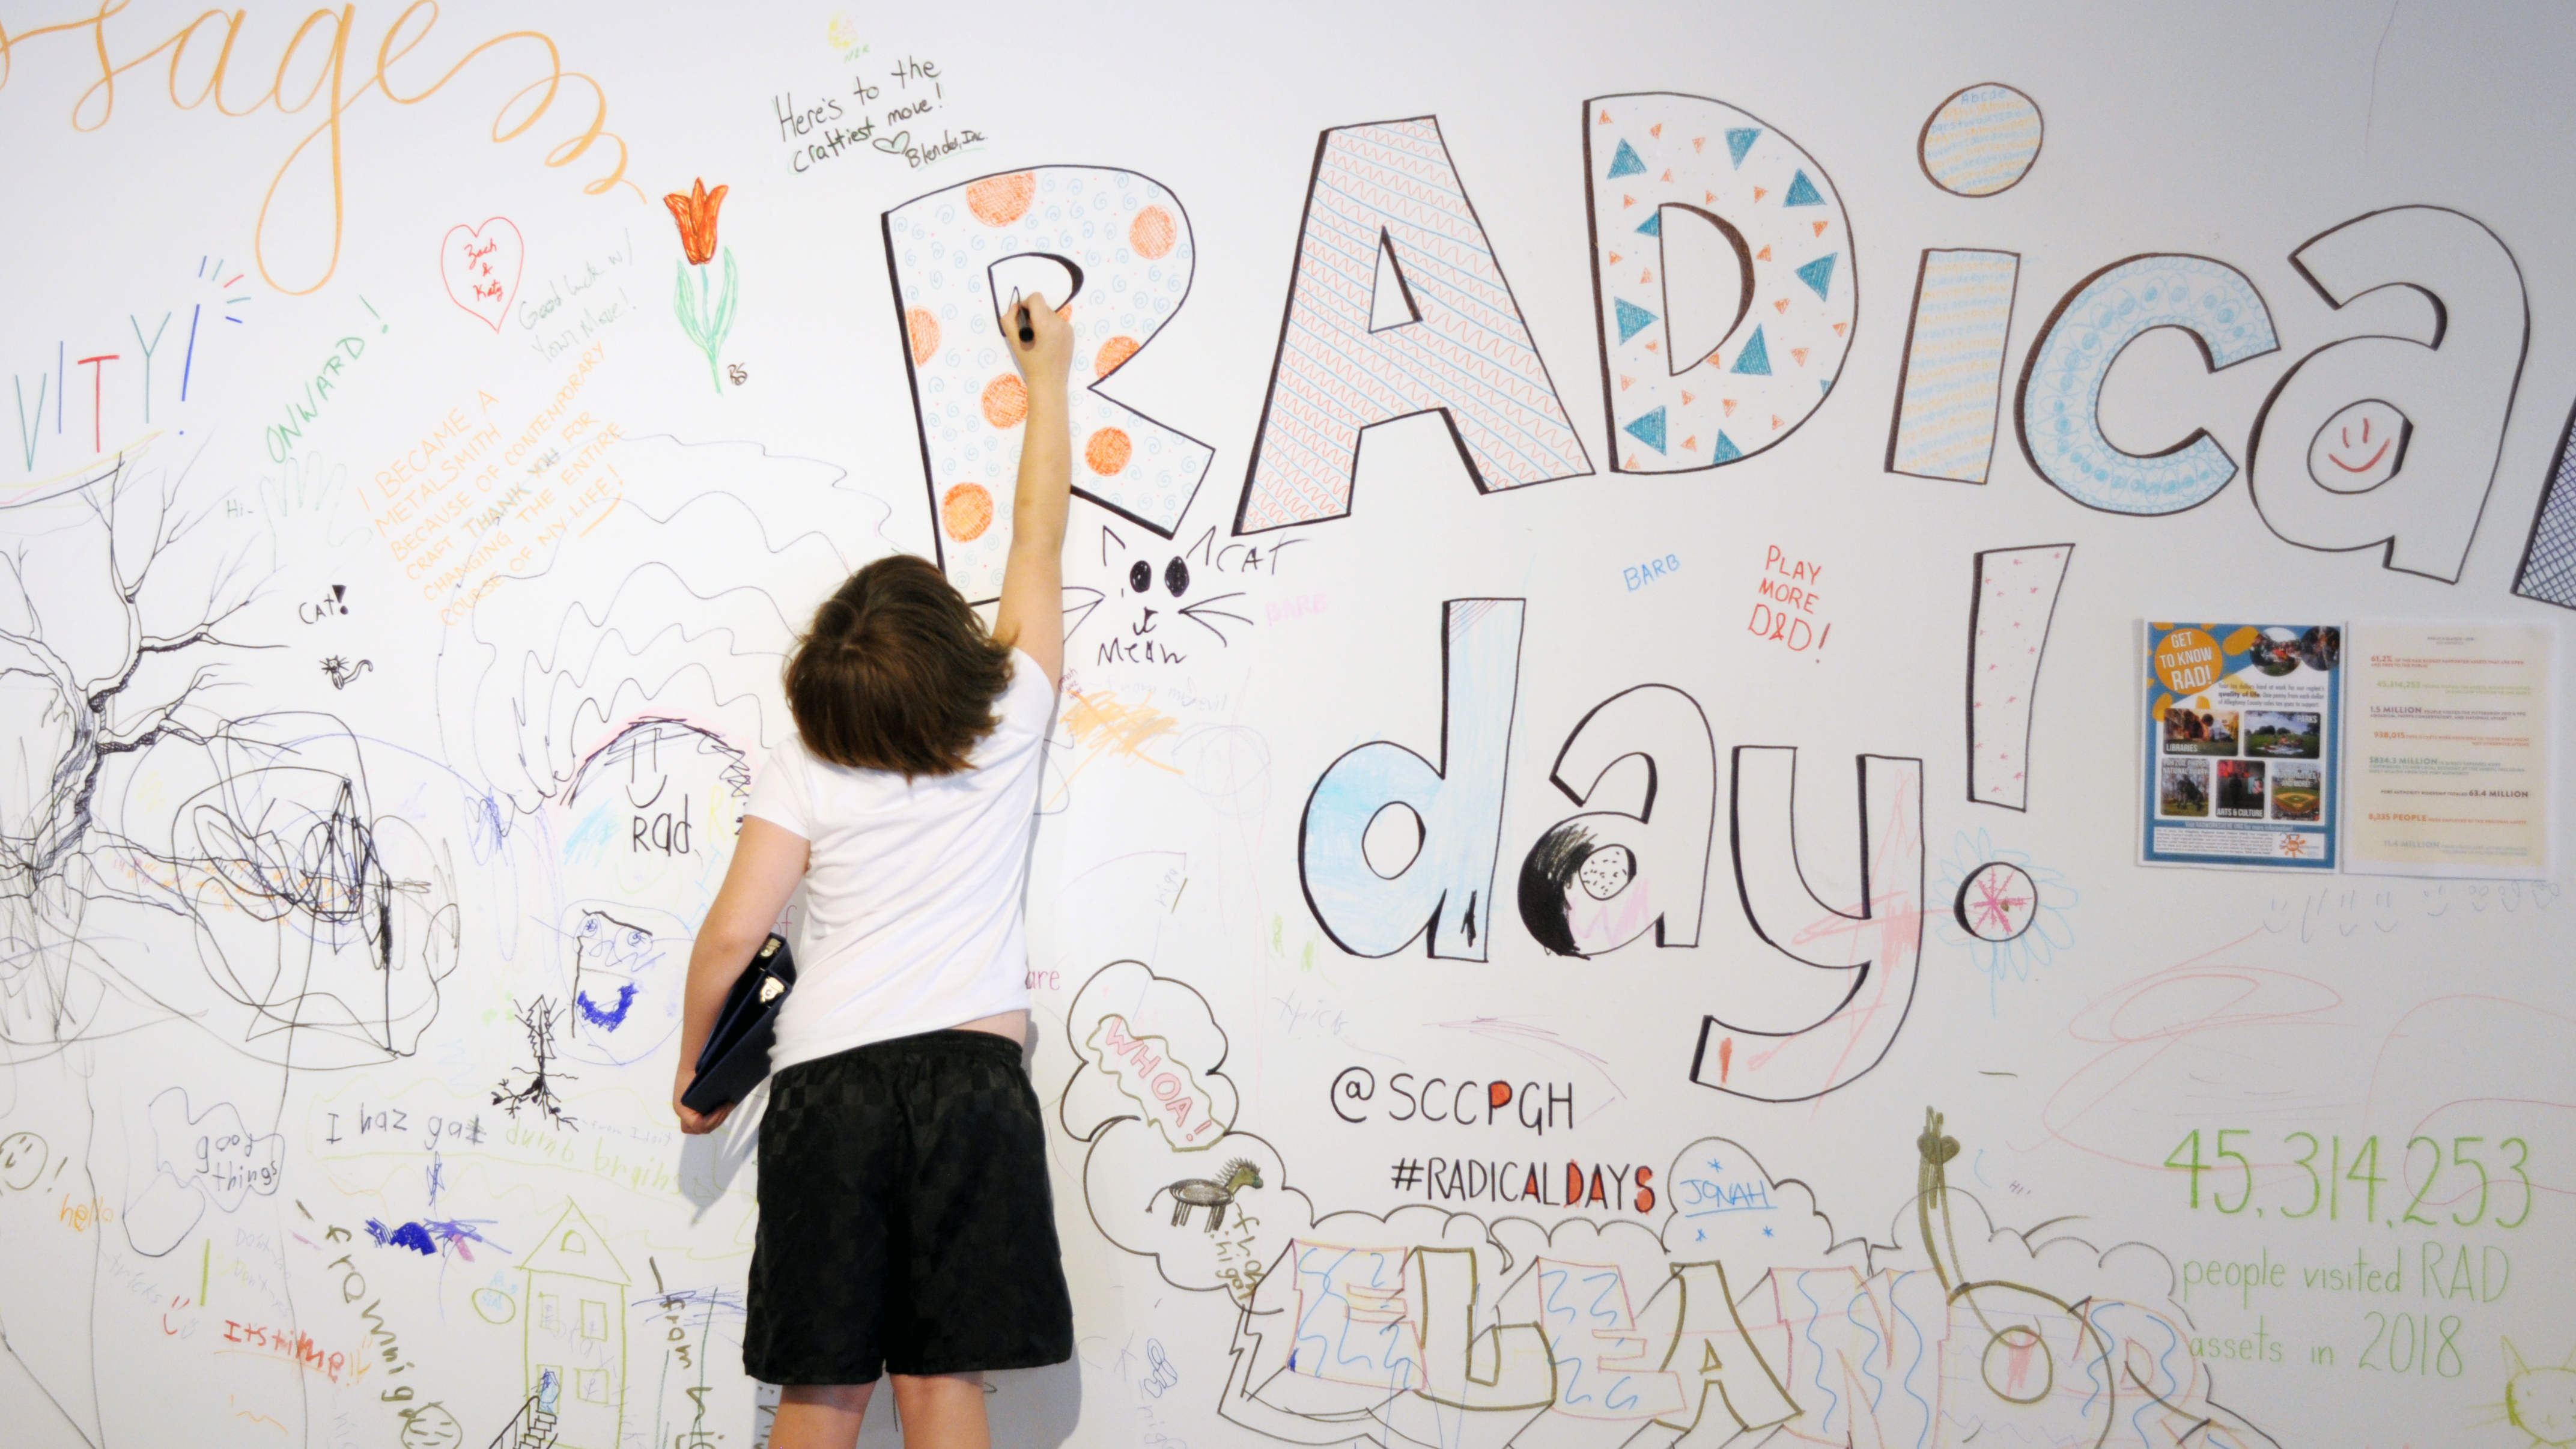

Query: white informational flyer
<box><xmin>2343</xmin><ymin>622</ymin><xmax>2556</xmax><ymax>879</ymax></box>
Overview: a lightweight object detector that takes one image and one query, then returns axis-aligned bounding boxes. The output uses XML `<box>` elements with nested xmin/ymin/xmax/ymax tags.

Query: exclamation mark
<box><xmin>332</xmin><ymin>585</ymin><xmax>347</xmax><ymax>613</ymax></box>
<box><xmin>362</xmin><ymin>296</ymin><xmax>386</xmax><ymax>333</ymax></box>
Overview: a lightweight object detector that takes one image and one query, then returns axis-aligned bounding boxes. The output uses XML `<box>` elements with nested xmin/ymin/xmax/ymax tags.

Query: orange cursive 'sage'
<box><xmin>0</xmin><ymin>1</ymin><xmax>634</xmax><ymax>295</ymax></box>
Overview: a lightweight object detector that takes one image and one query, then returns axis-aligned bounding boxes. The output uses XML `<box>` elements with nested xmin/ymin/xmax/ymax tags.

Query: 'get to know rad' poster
<box><xmin>2142</xmin><ymin>621</ymin><xmax>2343</xmax><ymax>870</ymax></box>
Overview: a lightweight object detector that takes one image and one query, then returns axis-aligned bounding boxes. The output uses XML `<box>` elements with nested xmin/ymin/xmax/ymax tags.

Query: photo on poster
<box><xmin>2141</xmin><ymin>622</ymin><xmax>2342</xmax><ymax>869</ymax></box>
<box><xmin>2157</xmin><ymin>758</ymin><xmax>2211</xmax><ymax>817</ymax></box>
<box><xmin>2159</xmin><ymin>703</ymin><xmax>2237</xmax><ymax>755</ymax></box>
<box><xmin>2215</xmin><ymin>758</ymin><xmax>2267</xmax><ymax>818</ymax></box>
<box><xmin>2271</xmin><ymin>761</ymin><xmax>2323</xmax><ymax>821</ymax></box>
<box><xmin>2244</xmin><ymin>709</ymin><xmax>2321</xmax><ymax>757</ymax></box>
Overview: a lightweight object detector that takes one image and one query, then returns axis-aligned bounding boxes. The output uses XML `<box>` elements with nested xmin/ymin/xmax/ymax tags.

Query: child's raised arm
<box><xmin>992</xmin><ymin>292</ymin><xmax>1074</xmax><ymax>684</ymax></box>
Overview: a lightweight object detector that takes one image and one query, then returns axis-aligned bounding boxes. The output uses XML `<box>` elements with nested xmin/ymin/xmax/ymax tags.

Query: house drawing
<box><xmin>518</xmin><ymin>1201</ymin><xmax>630</xmax><ymax>1448</ymax></box>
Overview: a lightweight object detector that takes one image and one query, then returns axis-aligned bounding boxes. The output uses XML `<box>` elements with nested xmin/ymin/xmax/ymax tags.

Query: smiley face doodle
<box><xmin>2504</xmin><ymin>1337</ymin><xmax>2576</xmax><ymax>1448</ymax></box>
<box><xmin>396</xmin><ymin>1403</ymin><xmax>464</xmax><ymax>1449</ymax></box>
<box><xmin>2307</xmin><ymin>398</ymin><xmax>2410</xmax><ymax>491</ymax></box>
<box><xmin>0</xmin><ymin>1132</ymin><xmax>44</xmax><ymax>1191</ymax></box>
<box><xmin>558</xmin><ymin>905</ymin><xmax>689</xmax><ymax>1065</ymax></box>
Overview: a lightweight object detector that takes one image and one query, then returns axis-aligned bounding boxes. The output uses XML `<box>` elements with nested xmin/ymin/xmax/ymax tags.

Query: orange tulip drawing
<box><xmin>666</xmin><ymin>178</ymin><xmax>726</xmax><ymax>264</ymax></box>
<box><xmin>664</xmin><ymin>178</ymin><xmax>739</xmax><ymax>392</ymax></box>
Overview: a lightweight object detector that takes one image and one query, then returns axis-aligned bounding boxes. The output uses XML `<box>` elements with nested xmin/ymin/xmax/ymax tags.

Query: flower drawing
<box><xmin>667</xmin><ymin>178</ymin><xmax>724</xmax><ymax>264</ymax></box>
<box><xmin>1934</xmin><ymin>828</ymin><xmax>2077</xmax><ymax>1015</ymax></box>
<box><xmin>665</xmin><ymin>178</ymin><xmax>738</xmax><ymax>392</ymax></box>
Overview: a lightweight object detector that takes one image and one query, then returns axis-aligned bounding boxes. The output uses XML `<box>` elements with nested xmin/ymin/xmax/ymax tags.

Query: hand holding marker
<box><xmin>1004</xmin><ymin>289</ymin><xmax>1071</xmax><ymax>383</ymax></box>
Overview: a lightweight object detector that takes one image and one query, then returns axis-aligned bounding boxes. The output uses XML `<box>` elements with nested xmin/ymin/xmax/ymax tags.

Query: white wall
<box><xmin>2</xmin><ymin>3</ymin><xmax>2570</xmax><ymax>1446</ymax></box>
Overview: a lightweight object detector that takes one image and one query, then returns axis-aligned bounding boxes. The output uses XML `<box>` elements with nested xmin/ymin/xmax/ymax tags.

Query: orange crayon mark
<box><xmin>980</xmin><ymin>373</ymin><xmax>1027</xmax><ymax>427</ymax></box>
<box><xmin>906</xmin><ymin>307</ymin><xmax>941</xmax><ymax>366</ymax></box>
<box><xmin>1129</xmin><ymin>205</ymin><xmax>1176</xmax><ymax>258</ymax></box>
<box><xmin>1085</xmin><ymin>427</ymin><xmax>1131</xmax><ymax>475</ymax></box>
<box><xmin>1060</xmin><ymin>689</ymin><xmax>1182</xmax><ymax>778</ymax></box>
<box><xmin>967</xmin><ymin>171</ymin><xmax>1034</xmax><ymax>225</ymax></box>
<box><xmin>941</xmin><ymin>482</ymin><xmax>992</xmax><ymax>542</ymax></box>
<box><xmin>1095</xmin><ymin>335</ymin><xmax>1140</xmax><ymax>377</ymax></box>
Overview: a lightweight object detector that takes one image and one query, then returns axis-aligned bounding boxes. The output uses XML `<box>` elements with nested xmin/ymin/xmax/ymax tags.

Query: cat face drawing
<box><xmin>1072</xmin><ymin>526</ymin><xmax>1295</xmax><ymax>666</ymax></box>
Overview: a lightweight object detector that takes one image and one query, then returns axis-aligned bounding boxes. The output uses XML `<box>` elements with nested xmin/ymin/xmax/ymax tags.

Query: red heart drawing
<box><xmin>440</xmin><ymin>218</ymin><xmax>523</xmax><ymax>333</ymax></box>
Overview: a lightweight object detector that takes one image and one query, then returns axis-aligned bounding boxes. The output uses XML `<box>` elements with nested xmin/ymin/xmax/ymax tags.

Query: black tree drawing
<box><xmin>0</xmin><ymin>456</ymin><xmax>454</xmax><ymax>1062</ymax></box>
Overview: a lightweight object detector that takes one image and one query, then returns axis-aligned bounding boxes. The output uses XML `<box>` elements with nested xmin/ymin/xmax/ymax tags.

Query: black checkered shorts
<box><xmin>744</xmin><ymin>1028</ymin><xmax>1074</xmax><ymax>1385</ymax></box>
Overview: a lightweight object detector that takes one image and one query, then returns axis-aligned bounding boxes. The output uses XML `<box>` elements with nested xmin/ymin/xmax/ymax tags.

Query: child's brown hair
<box><xmin>784</xmin><ymin>554</ymin><xmax>1013</xmax><ymax>778</ymax></box>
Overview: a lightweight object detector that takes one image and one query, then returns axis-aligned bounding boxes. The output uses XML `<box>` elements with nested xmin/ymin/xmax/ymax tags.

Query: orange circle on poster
<box><xmin>941</xmin><ymin>484</ymin><xmax>994</xmax><ymax>542</ymax></box>
<box><xmin>980</xmin><ymin>374</ymin><xmax>1028</xmax><ymax>428</ymax></box>
<box><xmin>1095</xmin><ymin>335</ymin><xmax>1141</xmax><ymax>378</ymax></box>
<box><xmin>905</xmin><ymin>308</ymin><xmax>940</xmax><ymax>366</ymax></box>
<box><xmin>967</xmin><ymin>172</ymin><xmax>1036</xmax><ymax>226</ymax></box>
<box><xmin>1086</xmin><ymin>428</ymin><xmax>1132</xmax><ymax>475</ymax></box>
<box><xmin>1129</xmin><ymin>205</ymin><xmax>1176</xmax><ymax>258</ymax></box>
<box><xmin>2153</xmin><ymin>627</ymin><xmax>2223</xmax><ymax>694</ymax></box>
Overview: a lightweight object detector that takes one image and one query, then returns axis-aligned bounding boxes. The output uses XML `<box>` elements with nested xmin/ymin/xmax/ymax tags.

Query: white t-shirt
<box><xmin>746</xmin><ymin>649</ymin><xmax>1057</xmax><ymax>1072</ymax></box>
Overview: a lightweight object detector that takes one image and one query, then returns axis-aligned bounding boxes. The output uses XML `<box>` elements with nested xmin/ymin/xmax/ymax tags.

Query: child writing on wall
<box><xmin>671</xmin><ymin>292</ymin><xmax>1077</xmax><ymax>1449</ymax></box>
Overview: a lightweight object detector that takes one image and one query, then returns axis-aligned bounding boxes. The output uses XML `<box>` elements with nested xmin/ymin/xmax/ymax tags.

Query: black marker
<box><xmin>1017</xmin><ymin>303</ymin><xmax>1034</xmax><ymax>345</ymax></box>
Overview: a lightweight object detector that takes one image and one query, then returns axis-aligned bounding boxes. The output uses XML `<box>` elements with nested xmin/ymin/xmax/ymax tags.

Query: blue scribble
<box><xmin>1895</xmin><ymin>1289</ymin><xmax>1937</xmax><ymax>1447</ymax></box>
<box><xmin>1540</xmin><ymin>1265</ymin><xmax>1593</xmax><ymax>1406</ymax></box>
<box><xmin>1292</xmin><ymin>1245</ymin><xmax>1416</xmax><ymax>1390</ymax></box>
<box><xmin>1793</xmin><ymin>1275</ymin><xmax>1845</xmax><ymax>1436</ymax></box>
<box><xmin>1852</xmin><ymin>1297</ymin><xmax>1889</xmax><ymax>1418</ymax></box>
<box><xmin>365</xmin><ymin>1217</ymin><xmax>508</xmax><ymax>1261</ymax></box>
<box><xmin>469</xmin><ymin>792</ymin><xmax>509</xmax><ymax>863</ymax></box>
<box><xmin>1580</xmin><ymin>1269</ymin><xmax>1622</xmax><ymax>1325</ymax></box>
<box><xmin>368</xmin><ymin>1218</ymin><xmax>437</xmax><ymax>1255</ymax></box>
<box><xmin>576</xmin><ymin>982</ymin><xmax>639</xmax><ymax>1029</ymax></box>
<box><xmin>560</xmin><ymin>805</ymin><xmax>623</xmax><ymax>867</ymax></box>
